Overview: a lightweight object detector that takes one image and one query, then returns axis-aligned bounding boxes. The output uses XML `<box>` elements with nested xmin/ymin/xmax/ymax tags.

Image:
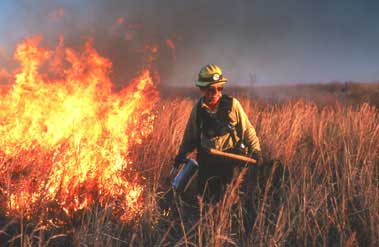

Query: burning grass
<box><xmin>2</xmin><ymin>94</ymin><xmax>378</xmax><ymax>246</ymax></box>
<box><xmin>0</xmin><ymin>36</ymin><xmax>159</xmax><ymax>224</ymax></box>
<box><xmin>0</xmin><ymin>38</ymin><xmax>378</xmax><ymax>246</ymax></box>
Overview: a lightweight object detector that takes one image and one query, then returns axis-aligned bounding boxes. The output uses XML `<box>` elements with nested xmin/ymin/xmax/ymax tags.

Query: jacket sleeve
<box><xmin>177</xmin><ymin>101</ymin><xmax>200</xmax><ymax>156</ymax></box>
<box><xmin>233</xmin><ymin>99</ymin><xmax>261</xmax><ymax>152</ymax></box>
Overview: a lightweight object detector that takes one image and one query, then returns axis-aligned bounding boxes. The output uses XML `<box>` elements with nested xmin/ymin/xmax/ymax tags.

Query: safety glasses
<box><xmin>205</xmin><ymin>86</ymin><xmax>223</xmax><ymax>93</ymax></box>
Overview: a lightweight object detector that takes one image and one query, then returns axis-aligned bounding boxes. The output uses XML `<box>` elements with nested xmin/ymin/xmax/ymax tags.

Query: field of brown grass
<box><xmin>1</xmin><ymin>83</ymin><xmax>379</xmax><ymax>246</ymax></box>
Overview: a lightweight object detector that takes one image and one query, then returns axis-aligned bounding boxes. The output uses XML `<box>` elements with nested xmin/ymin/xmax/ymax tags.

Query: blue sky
<box><xmin>1</xmin><ymin>0</ymin><xmax>379</xmax><ymax>85</ymax></box>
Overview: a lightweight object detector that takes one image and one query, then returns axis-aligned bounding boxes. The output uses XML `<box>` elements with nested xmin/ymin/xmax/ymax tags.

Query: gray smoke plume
<box><xmin>1</xmin><ymin>0</ymin><xmax>379</xmax><ymax>86</ymax></box>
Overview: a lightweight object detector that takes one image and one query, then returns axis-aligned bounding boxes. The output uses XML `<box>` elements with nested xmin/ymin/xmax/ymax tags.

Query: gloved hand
<box><xmin>250</xmin><ymin>150</ymin><xmax>263</xmax><ymax>166</ymax></box>
<box><xmin>173</xmin><ymin>153</ymin><xmax>186</xmax><ymax>168</ymax></box>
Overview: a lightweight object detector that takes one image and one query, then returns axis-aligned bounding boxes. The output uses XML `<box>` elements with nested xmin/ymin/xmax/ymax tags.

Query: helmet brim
<box><xmin>196</xmin><ymin>78</ymin><xmax>227</xmax><ymax>87</ymax></box>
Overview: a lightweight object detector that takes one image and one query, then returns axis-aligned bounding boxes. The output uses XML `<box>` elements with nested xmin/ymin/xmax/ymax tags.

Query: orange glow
<box><xmin>116</xmin><ymin>17</ymin><xmax>125</xmax><ymax>25</ymax></box>
<box><xmin>48</xmin><ymin>8</ymin><xmax>65</xmax><ymax>20</ymax></box>
<box><xmin>144</xmin><ymin>44</ymin><xmax>159</xmax><ymax>54</ymax></box>
<box><xmin>165</xmin><ymin>39</ymin><xmax>176</xmax><ymax>61</ymax></box>
<box><xmin>0</xmin><ymin>36</ymin><xmax>159</xmax><ymax>221</ymax></box>
<box><xmin>125</xmin><ymin>31</ymin><xmax>135</xmax><ymax>41</ymax></box>
<box><xmin>0</xmin><ymin>68</ymin><xmax>10</xmax><ymax>82</ymax></box>
<box><xmin>112</xmin><ymin>17</ymin><xmax>125</xmax><ymax>31</ymax></box>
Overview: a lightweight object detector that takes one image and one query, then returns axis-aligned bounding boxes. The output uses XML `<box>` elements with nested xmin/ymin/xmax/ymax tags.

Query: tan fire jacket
<box><xmin>178</xmin><ymin>96</ymin><xmax>261</xmax><ymax>157</ymax></box>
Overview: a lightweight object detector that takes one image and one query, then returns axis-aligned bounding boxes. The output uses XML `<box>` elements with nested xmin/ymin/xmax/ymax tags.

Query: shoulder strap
<box><xmin>196</xmin><ymin>95</ymin><xmax>238</xmax><ymax>142</ymax></box>
<box><xmin>219</xmin><ymin>95</ymin><xmax>244</xmax><ymax>144</ymax></box>
<box><xmin>217</xmin><ymin>94</ymin><xmax>233</xmax><ymax>119</ymax></box>
<box><xmin>196</xmin><ymin>95</ymin><xmax>233</xmax><ymax>129</ymax></box>
<box><xmin>196</xmin><ymin>97</ymin><xmax>203</xmax><ymax>132</ymax></box>
<box><xmin>217</xmin><ymin>95</ymin><xmax>238</xmax><ymax>145</ymax></box>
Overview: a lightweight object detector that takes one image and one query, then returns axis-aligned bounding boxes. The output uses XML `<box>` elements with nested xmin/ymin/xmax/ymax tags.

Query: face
<box><xmin>201</xmin><ymin>85</ymin><xmax>224</xmax><ymax>106</ymax></box>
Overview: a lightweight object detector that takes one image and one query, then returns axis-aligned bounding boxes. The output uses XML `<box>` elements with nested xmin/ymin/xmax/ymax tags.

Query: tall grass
<box><xmin>1</xmin><ymin>96</ymin><xmax>378</xmax><ymax>246</ymax></box>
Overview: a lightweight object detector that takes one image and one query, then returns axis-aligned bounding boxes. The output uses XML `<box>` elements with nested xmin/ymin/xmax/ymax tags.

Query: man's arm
<box><xmin>233</xmin><ymin>99</ymin><xmax>262</xmax><ymax>165</ymax></box>
<box><xmin>233</xmin><ymin>98</ymin><xmax>261</xmax><ymax>153</ymax></box>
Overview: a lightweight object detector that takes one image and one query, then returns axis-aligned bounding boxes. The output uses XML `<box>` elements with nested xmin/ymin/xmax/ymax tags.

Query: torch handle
<box><xmin>208</xmin><ymin>148</ymin><xmax>257</xmax><ymax>164</ymax></box>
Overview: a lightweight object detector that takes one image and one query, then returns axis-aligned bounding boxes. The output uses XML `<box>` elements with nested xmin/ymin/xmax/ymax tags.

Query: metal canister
<box><xmin>172</xmin><ymin>159</ymin><xmax>199</xmax><ymax>193</ymax></box>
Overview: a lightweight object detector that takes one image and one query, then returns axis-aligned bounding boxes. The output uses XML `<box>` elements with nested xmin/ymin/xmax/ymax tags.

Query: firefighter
<box><xmin>173</xmin><ymin>64</ymin><xmax>262</xmax><ymax>201</ymax></box>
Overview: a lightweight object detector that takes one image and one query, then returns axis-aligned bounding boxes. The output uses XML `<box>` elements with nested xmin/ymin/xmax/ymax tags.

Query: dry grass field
<box><xmin>1</xmin><ymin>83</ymin><xmax>378</xmax><ymax>246</ymax></box>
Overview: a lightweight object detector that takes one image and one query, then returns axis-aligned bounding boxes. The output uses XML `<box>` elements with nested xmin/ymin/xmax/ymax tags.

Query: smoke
<box><xmin>1</xmin><ymin>0</ymin><xmax>379</xmax><ymax>86</ymax></box>
<box><xmin>0</xmin><ymin>0</ymin><xmax>294</xmax><ymax>87</ymax></box>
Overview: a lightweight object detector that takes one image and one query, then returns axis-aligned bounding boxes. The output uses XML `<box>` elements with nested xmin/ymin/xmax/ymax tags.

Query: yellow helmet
<box><xmin>196</xmin><ymin>64</ymin><xmax>228</xmax><ymax>87</ymax></box>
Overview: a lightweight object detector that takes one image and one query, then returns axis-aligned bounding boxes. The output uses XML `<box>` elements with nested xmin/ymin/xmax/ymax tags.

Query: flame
<box><xmin>144</xmin><ymin>44</ymin><xmax>159</xmax><ymax>54</ymax></box>
<box><xmin>165</xmin><ymin>39</ymin><xmax>176</xmax><ymax>61</ymax></box>
<box><xmin>0</xmin><ymin>68</ymin><xmax>10</xmax><ymax>82</ymax></box>
<box><xmin>0</xmin><ymin>36</ymin><xmax>159</xmax><ymax>221</ymax></box>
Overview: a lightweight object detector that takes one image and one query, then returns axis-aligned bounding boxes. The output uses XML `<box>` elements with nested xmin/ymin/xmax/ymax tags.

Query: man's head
<box><xmin>196</xmin><ymin>64</ymin><xmax>227</xmax><ymax>106</ymax></box>
<box><xmin>199</xmin><ymin>83</ymin><xmax>224</xmax><ymax>106</ymax></box>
